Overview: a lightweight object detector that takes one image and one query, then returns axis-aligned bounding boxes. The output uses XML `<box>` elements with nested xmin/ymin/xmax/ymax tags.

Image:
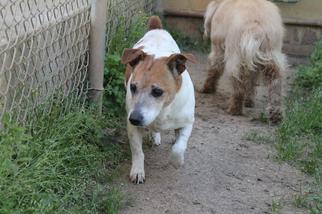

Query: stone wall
<box><xmin>283</xmin><ymin>25</ymin><xmax>322</xmax><ymax>56</ymax></box>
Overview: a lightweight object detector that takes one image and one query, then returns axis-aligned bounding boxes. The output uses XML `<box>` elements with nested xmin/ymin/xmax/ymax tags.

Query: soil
<box><xmin>115</xmin><ymin>52</ymin><xmax>311</xmax><ymax>214</ymax></box>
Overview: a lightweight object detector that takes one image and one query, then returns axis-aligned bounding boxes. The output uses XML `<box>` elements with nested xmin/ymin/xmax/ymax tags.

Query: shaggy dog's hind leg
<box><xmin>228</xmin><ymin>76</ymin><xmax>245</xmax><ymax>115</ymax></box>
<box><xmin>264</xmin><ymin>65</ymin><xmax>283</xmax><ymax>123</ymax></box>
<box><xmin>244</xmin><ymin>71</ymin><xmax>258</xmax><ymax>108</ymax></box>
<box><xmin>226</xmin><ymin>54</ymin><xmax>245</xmax><ymax>115</ymax></box>
<box><xmin>201</xmin><ymin>44</ymin><xmax>224</xmax><ymax>93</ymax></box>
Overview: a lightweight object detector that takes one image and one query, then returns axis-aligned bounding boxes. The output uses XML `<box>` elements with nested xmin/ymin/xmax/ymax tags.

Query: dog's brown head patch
<box><xmin>121</xmin><ymin>49</ymin><xmax>196</xmax><ymax>105</ymax></box>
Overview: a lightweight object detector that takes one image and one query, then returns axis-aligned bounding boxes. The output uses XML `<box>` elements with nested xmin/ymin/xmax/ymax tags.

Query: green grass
<box><xmin>242</xmin><ymin>131</ymin><xmax>274</xmax><ymax>144</ymax></box>
<box><xmin>104</xmin><ymin>189</ymin><xmax>126</xmax><ymax>214</ymax></box>
<box><xmin>293</xmin><ymin>194</ymin><xmax>310</xmax><ymax>209</ymax></box>
<box><xmin>0</xmin><ymin>103</ymin><xmax>128</xmax><ymax>213</ymax></box>
<box><xmin>276</xmin><ymin>89</ymin><xmax>322</xmax><ymax>175</ymax></box>
<box><xmin>294</xmin><ymin>43</ymin><xmax>322</xmax><ymax>91</ymax></box>
<box><xmin>271</xmin><ymin>199</ymin><xmax>283</xmax><ymax>213</ymax></box>
<box><xmin>275</xmin><ymin>43</ymin><xmax>322</xmax><ymax>213</ymax></box>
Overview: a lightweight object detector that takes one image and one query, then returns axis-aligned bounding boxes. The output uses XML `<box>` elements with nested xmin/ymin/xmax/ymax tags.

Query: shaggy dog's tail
<box><xmin>148</xmin><ymin>16</ymin><xmax>162</xmax><ymax>30</ymax></box>
<box><xmin>240</xmin><ymin>26</ymin><xmax>286</xmax><ymax>75</ymax></box>
<box><xmin>203</xmin><ymin>1</ymin><xmax>219</xmax><ymax>39</ymax></box>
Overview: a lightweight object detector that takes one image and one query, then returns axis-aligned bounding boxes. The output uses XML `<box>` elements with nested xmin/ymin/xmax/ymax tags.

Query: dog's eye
<box><xmin>130</xmin><ymin>83</ymin><xmax>137</xmax><ymax>94</ymax></box>
<box><xmin>151</xmin><ymin>87</ymin><xmax>163</xmax><ymax>98</ymax></box>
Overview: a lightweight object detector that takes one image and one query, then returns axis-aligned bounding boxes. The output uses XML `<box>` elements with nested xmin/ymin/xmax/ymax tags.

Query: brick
<box><xmin>302</xmin><ymin>29</ymin><xmax>319</xmax><ymax>45</ymax></box>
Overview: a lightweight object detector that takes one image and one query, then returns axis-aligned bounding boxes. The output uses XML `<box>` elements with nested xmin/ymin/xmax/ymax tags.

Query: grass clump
<box><xmin>243</xmin><ymin>131</ymin><xmax>274</xmax><ymax>144</ymax></box>
<box><xmin>294</xmin><ymin>43</ymin><xmax>322</xmax><ymax>91</ymax></box>
<box><xmin>271</xmin><ymin>199</ymin><xmax>283</xmax><ymax>213</ymax></box>
<box><xmin>276</xmin><ymin>89</ymin><xmax>321</xmax><ymax>174</ymax></box>
<box><xmin>275</xmin><ymin>43</ymin><xmax>322</xmax><ymax>213</ymax></box>
<box><xmin>0</xmin><ymin>103</ymin><xmax>128</xmax><ymax>213</ymax></box>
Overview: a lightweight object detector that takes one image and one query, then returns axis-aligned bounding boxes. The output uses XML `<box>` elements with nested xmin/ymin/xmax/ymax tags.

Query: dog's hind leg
<box><xmin>227</xmin><ymin>54</ymin><xmax>245</xmax><ymax>115</ymax></box>
<box><xmin>264</xmin><ymin>65</ymin><xmax>283</xmax><ymax>123</ymax></box>
<box><xmin>201</xmin><ymin>42</ymin><xmax>224</xmax><ymax>93</ymax></box>
<box><xmin>171</xmin><ymin>124</ymin><xmax>193</xmax><ymax>168</ymax></box>
<box><xmin>228</xmin><ymin>77</ymin><xmax>245</xmax><ymax>115</ymax></box>
<box><xmin>262</xmin><ymin>51</ymin><xmax>286</xmax><ymax>123</ymax></box>
<box><xmin>244</xmin><ymin>71</ymin><xmax>258</xmax><ymax>108</ymax></box>
<box><xmin>128</xmin><ymin>123</ymin><xmax>145</xmax><ymax>184</ymax></box>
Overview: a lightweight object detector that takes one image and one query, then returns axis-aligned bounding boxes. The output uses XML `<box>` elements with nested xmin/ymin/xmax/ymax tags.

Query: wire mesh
<box><xmin>0</xmin><ymin>0</ymin><xmax>91</xmax><ymax>124</ymax></box>
<box><xmin>0</xmin><ymin>0</ymin><xmax>155</xmax><ymax>125</ymax></box>
<box><xmin>106</xmin><ymin>0</ymin><xmax>155</xmax><ymax>54</ymax></box>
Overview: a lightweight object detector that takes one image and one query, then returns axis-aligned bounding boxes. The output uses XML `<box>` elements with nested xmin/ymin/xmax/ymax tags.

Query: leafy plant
<box><xmin>104</xmin><ymin>53</ymin><xmax>127</xmax><ymax>116</ymax></box>
<box><xmin>104</xmin><ymin>14</ymin><xmax>149</xmax><ymax>117</ymax></box>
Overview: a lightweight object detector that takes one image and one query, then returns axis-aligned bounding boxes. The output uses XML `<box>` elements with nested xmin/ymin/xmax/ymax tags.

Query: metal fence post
<box><xmin>89</xmin><ymin>0</ymin><xmax>108</xmax><ymax>114</ymax></box>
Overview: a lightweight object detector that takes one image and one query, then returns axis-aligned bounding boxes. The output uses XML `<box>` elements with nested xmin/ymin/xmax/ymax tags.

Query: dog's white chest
<box><xmin>148</xmin><ymin>72</ymin><xmax>195</xmax><ymax>131</ymax></box>
<box><xmin>149</xmin><ymin>113</ymin><xmax>194</xmax><ymax>131</ymax></box>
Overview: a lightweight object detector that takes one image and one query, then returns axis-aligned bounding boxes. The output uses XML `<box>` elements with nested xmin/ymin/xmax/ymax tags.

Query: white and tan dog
<box><xmin>121</xmin><ymin>16</ymin><xmax>196</xmax><ymax>184</ymax></box>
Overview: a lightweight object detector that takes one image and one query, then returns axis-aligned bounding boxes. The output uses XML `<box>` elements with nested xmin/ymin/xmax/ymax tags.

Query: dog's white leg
<box><xmin>152</xmin><ymin>132</ymin><xmax>161</xmax><ymax>146</ymax></box>
<box><xmin>127</xmin><ymin>122</ymin><xmax>145</xmax><ymax>184</ymax></box>
<box><xmin>171</xmin><ymin>124</ymin><xmax>193</xmax><ymax>168</ymax></box>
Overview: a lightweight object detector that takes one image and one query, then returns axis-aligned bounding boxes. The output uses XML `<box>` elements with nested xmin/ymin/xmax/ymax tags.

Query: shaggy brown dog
<box><xmin>201</xmin><ymin>0</ymin><xmax>287</xmax><ymax>123</ymax></box>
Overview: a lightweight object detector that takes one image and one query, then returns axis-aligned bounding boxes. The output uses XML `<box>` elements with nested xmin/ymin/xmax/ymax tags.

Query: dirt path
<box><xmin>116</xmin><ymin>52</ymin><xmax>310</xmax><ymax>214</ymax></box>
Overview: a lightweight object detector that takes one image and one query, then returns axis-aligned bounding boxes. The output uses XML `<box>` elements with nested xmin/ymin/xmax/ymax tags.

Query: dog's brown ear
<box><xmin>167</xmin><ymin>53</ymin><xmax>197</xmax><ymax>76</ymax></box>
<box><xmin>121</xmin><ymin>48</ymin><xmax>146</xmax><ymax>67</ymax></box>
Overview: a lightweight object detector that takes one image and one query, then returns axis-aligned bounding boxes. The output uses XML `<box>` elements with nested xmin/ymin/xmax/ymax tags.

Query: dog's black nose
<box><xmin>129</xmin><ymin>111</ymin><xmax>144</xmax><ymax>126</ymax></box>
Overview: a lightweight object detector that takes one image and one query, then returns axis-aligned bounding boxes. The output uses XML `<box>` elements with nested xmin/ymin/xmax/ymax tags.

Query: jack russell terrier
<box><xmin>121</xmin><ymin>16</ymin><xmax>196</xmax><ymax>184</ymax></box>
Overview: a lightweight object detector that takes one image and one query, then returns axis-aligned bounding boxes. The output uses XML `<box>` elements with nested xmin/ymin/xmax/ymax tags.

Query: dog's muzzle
<box><xmin>129</xmin><ymin>111</ymin><xmax>144</xmax><ymax>126</ymax></box>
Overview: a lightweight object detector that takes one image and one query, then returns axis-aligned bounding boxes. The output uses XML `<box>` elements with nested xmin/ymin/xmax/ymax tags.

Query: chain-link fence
<box><xmin>0</xmin><ymin>0</ymin><xmax>91</xmax><ymax>124</ymax></box>
<box><xmin>0</xmin><ymin>0</ymin><xmax>155</xmax><ymax>125</ymax></box>
<box><xmin>106</xmin><ymin>0</ymin><xmax>154</xmax><ymax>54</ymax></box>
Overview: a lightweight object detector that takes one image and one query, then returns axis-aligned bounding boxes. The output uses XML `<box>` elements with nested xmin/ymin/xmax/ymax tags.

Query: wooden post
<box><xmin>88</xmin><ymin>0</ymin><xmax>108</xmax><ymax>114</ymax></box>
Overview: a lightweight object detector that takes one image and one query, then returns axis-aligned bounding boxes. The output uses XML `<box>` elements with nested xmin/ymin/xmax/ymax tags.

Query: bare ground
<box><xmin>115</xmin><ymin>52</ymin><xmax>311</xmax><ymax>214</ymax></box>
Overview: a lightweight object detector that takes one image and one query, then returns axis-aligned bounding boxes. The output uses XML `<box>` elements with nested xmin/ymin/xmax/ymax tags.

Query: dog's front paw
<box><xmin>170</xmin><ymin>147</ymin><xmax>185</xmax><ymax>169</ymax></box>
<box><xmin>129</xmin><ymin>165</ymin><xmax>145</xmax><ymax>184</ymax></box>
